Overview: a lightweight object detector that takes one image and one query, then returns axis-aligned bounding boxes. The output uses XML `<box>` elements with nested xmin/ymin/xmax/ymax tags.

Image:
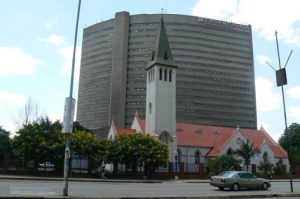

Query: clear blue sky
<box><xmin>1</xmin><ymin>0</ymin><xmax>299</xmax><ymax>141</ymax></box>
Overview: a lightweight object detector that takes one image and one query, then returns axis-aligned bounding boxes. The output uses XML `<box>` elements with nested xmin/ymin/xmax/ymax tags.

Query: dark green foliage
<box><xmin>278</xmin><ymin>123</ymin><xmax>300</xmax><ymax>171</ymax></box>
<box><xmin>206</xmin><ymin>154</ymin><xmax>240</xmax><ymax>176</ymax></box>
<box><xmin>0</xmin><ymin>126</ymin><xmax>11</xmax><ymax>158</ymax></box>
<box><xmin>12</xmin><ymin>117</ymin><xmax>64</xmax><ymax>169</ymax></box>
<box><xmin>273</xmin><ymin>159</ymin><xmax>284</xmax><ymax>175</ymax></box>
<box><xmin>72</xmin><ymin>121</ymin><xmax>92</xmax><ymax>133</ymax></box>
<box><xmin>71</xmin><ymin>130</ymin><xmax>107</xmax><ymax>161</ymax></box>
<box><xmin>107</xmin><ymin>134</ymin><xmax>168</xmax><ymax>174</ymax></box>
<box><xmin>257</xmin><ymin>159</ymin><xmax>270</xmax><ymax>175</ymax></box>
<box><xmin>234</xmin><ymin>139</ymin><xmax>260</xmax><ymax>171</ymax></box>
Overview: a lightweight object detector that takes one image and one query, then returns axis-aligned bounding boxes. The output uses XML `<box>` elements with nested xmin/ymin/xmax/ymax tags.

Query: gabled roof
<box><xmin>129</xmin><ymin>118</ymin><xmax>287</xmax><ymax>158</ymax></box>
<box><xmin>136</xmin><ymin>112</ymin><xmax>145</xmax><ymax>133</ymax></box>
<box><xmin>176</xmin><ymin>123</ymin><xmax>236</xmax><ymax>157</ymax></box>
<box><xmin>176</xmin><ymin>123</ymin><xmax>287</xmax><ymax>158</ymax></box>
<box><xmin>146</xmin><ymin>17</ymin><xmax>177</xmax><ymax>70</ymax></box>
<box><xmin>241</xmin><ymin>127</ymin><xmax>287</xmax><ymax>158</ymax></box>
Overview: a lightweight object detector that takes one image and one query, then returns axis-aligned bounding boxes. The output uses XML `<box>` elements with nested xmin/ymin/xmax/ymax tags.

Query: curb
<box><xmin>0</xmin><ymin>175</ymin><xmax>163</xmax><ymax>183</ymax></box>
<box><xmin>1</xmin><ymin>193</ymin><xmax>300</xmax><ymax>199</ymax></box>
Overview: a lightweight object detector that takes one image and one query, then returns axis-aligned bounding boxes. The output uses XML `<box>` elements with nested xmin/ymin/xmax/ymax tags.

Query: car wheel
<box><xmin>218</xmin><ymin>187</ymin><xmax>224</xmax><ymax>191</ymax></box>
<box><xmin>232</xmin><ymin>183</ymin><xmax>240</xmax><ymax>191</ymax></box>
<box><xmin>262</xmin><ymin>182</ymin><xmax>269</xmax><ymax>190</ymax></box>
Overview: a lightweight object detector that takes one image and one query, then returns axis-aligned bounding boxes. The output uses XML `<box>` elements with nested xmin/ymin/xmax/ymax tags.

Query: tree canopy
<box><xmin>278</xmin><ymin>123</ymin><xmax>300</xmax><ymax>171</ymax></box>
<box><xmin>234</xmin><ymin>139</ymin><xmax>260</xmax><ymax>171</ymax></box>
<box><xmin>12</xmin><ymin>117</ymin><xmax>64</xmax><ymax>168</ymax></box>
<box><xmin>0</xmin><ymin>126</ymin><xmax>11</xmax><ymax>158</ymax></box>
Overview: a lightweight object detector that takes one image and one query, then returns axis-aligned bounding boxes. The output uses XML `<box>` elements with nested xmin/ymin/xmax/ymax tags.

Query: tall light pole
<box><xmin>265</xmin><ymin>31</ymin><xmax>293</xmax><ymax>192</ymax></box>
<box><xmin>62</xmin><ymin>0</ymin><xmax>81</xmax><ymax>196</ymax></box>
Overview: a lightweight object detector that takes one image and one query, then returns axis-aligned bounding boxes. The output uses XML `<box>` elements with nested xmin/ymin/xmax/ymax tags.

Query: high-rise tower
<box><xmin>77</xmin><ymin>12</ymin><xmax>257</xmax><ymax>131</ymax></box>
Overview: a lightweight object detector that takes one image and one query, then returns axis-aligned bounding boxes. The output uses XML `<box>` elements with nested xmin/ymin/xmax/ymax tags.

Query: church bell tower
<box><xmin>145</xmin><ymin>17</ymin><xmax>177</xmax><ymax>162</ymax></box>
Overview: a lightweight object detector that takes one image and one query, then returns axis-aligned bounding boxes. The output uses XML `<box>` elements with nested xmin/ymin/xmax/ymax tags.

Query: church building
<box><xmin>107</xmin><ymin>17</ymin><xmax>289</xmax><ymax>174</ymax></box>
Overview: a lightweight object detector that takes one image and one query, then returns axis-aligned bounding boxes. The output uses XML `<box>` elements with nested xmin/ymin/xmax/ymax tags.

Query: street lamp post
<box><xmin>265</xmin><ymin>31</ymin><xmax>293</xmax><ymax>193</ymax></box>
<box><xmin>62</xmin><ymin>0</ymin><xmax>81</xmax><ymax>196</ymax></box>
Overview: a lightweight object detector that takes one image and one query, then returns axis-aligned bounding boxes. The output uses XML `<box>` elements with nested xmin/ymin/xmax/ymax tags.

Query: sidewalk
<box><xmin>0</xmin><ymin>174</ymin><xmax>299</xmax><ymax>183</ymax></box>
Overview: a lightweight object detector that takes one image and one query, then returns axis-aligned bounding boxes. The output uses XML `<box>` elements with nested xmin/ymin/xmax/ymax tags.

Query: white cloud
<box><xmin>255</xmin><ymin>76</ymin><xmax>281</xmax><ymax>112</ymax></box>
<box><xmin>44</xmin><ymin>15</ymin><xmax>60</xmax><ymax>28</ymax></box>
<box><xmin>59</xmin><ymin>46</ymin><xmax>81</xmax><ymax>82</ymax></box>
<box><xmin>288</xmin><ymin>106</ymin><xmax>300</xmax><ymax>122</ymax></box>
<box><xmin>287</xmin><ymin>85</ymin><xmax>300</xmax><ymax>99</ymax></box>
<box><xmin>1</xmin><ymin>121</ymin><xmax>17</xmax><ymax>138</ymax></box>
<box><xmin>0</xmin><ymin>47</ymin><xmax>41</xmax><ymax>76</ymax></box>
<box><xmin>38</xmin><ymin>34</ymin><xmax>66</xmax><ymax>47</ymax></box>
<box><xmin>192</xmin><ymin>0</ymin><xmax>300</xmax><ymax>45</ymax></box>
<box><xmin>256</xmin><ymin>55</ymin><xmax>271</xmax><ymax>65</ymax></box>
<box><xmin>0</xmin><ymin>90</ymin><xmax>26</xmax><ymax>105</ymax></box>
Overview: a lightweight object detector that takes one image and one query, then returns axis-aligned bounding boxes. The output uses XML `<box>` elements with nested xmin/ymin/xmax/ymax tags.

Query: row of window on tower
<box><xmin>148</xmin><ymin>68</ymin><xmax>173</xmax><ymax>83</ymax></box>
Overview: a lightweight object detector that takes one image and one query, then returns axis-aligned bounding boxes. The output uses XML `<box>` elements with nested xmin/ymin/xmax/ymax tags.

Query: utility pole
<box><xmin>62</xmin><ymin>0</ymin><xmax>81</xmax><ymax>196</ymax></box>
<box><xmin>266</xmin><ymin>31</ymin><xmax>293</xmax><ymax>192</ymax></box>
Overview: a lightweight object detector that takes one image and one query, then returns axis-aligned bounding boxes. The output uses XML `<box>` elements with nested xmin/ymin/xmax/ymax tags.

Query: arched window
<box><xmin>177</xmin><ymin>149</ymin><xmax>182</xmax><ymax>163</ymax></box>
<box><xmin>195</xmin><ymin>150</ymin><xmax>200</xmax><ymax>164</ymax></box>
<box><xmin>159</xmin><ymin>68</ymin><xmax>162</xmax><ymax>80</ymax></box>
<box><xmin>169</xmin><ymin>70</ymin><xmax>172</xmax><ymax>82</ymax></box>
<box><xmin>164</xmin><ymin>68</ymin><xmax>167</xmax><ymax>81</ymax></box>
<box><xmin>263</xmin><ymin>152</ymin><xmax>268</xmax><ymax>161</ymax></box>
<box><xmin>227</xmin><ymin>148</ymin><xmax>233</xmax><ymax>155</ymax></box>
<box><xmin>148</xmin><ymin>102</ymin><xmax>152</xmax><ymax>114</ymax></box>
<box><xmin>161</xmin><ymin>134</ymin><xmax>168</xmax><ymax>144</ymax></box>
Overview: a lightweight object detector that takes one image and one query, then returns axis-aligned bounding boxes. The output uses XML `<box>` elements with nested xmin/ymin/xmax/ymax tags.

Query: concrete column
<box><xmin>110</xmin><ymin>11</ymin><xmax>130</xmax><ymax>127</ymax></box>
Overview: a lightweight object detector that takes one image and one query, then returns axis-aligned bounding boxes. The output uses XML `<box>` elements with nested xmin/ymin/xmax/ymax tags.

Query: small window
<box><xmin>195</xmin><ymin>150</ymin><xmax>200</xmax><ymax>164</ymax></box>
<box><xmin>163</xmin><ymin>50</ymin><xmax>168</xmax><ymax>60</ymax></box>
<box><xmin>161</xmin><ymin>134</ymin><xmax>168</xmax><ymax>144</ymax></box>
<box><xmin>177</xmin><ymin>149</ymin><xmax>182</xmax><ymax>163</ymax></box>
<box><xmin>149</xmin><ymin>102</ymin><xmax>152</xmax><ymax>114</ymax></box>
<box><xmin>159</xmin><ymin>68</ymin><xmax>162</xmax><ymax>80</ymax></box>
<box><xmin>164</xmin><ymin>68</ymin><xmax>167</xmax><ymax>81</ymax></box>
<box><xmin>169</xmin><ymin>70</ymin><xmax>172</xmax><ymax>82</ymax></box>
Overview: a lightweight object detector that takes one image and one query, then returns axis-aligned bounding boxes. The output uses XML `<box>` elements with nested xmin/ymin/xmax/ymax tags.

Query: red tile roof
<box><xmin>176</xmin><ymin>124</ymin><xmax>287</xmax><ymax>158</ymax></box>
<box><xmin>241</xmin><ymin>128</ymin><xmax>287</xmax><ymax>158</ymax></box>
<box><xmin>116</xmin><ymin>128</ymin><xmax>136</xmax><ymax>136</ymax></box>
<box><xmin>136</xmin><ymin>113</ymin><xmax>145</xmax><ymax>133</ymax></box>
<box><xmin>132</xmin><ymin>117</ymin><xmax>287</xmax><ymax>158</ymax></box>
<box><xmin>176</xmin><ymin>123</ymin><xmax>236</xmax><ymax>157</ymax></box>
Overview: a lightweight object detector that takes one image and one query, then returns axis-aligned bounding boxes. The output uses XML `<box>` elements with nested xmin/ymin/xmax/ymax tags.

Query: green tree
<box><xmin>71</xmin><ymin>130</ymin><xmax>107</xmax><ymax>160</ymax></box>
<box><xmin>71</xmin><ymin>130</ymin><xmax>108</xmax><ymax>172</ymax></box>
<box><xmin>133</xmin><ymin>134</ymin><xmax>168</xmax><ymax>174</ymax></box>
<box><xmin>72</xmin><ymin>121</ymin><xmax>92</xmax><ymax>133</ymax></box>
<box><xmin>206</xmin><ymin>154</ymin><xmax>240</xmax><ymax>176</ymax></box>
<box><xmin>234</xmin><ymin>139</ymin><xmax>260</xmax><ymax>171</ymax></box>
<box><xmin>107</xmin><ymin>134</ymin><xmax>168</xmax><ymax>175</ymax></box>
<box><xmin>12</xmin><ymin>117</ymin><xmax>64</xmax><ymax>170</ymax></box>
<box><xmin>273</xmin><ymin>159</ymin><xmax>284</xmax><ymax>176</ymax></box>
<box><xmin>0</xmin><ymin>126</ymin><xmax>11</xmax><ymax>159</ymax></box>
<box><xmin>257</xmin><ymin>159</ymin><xmax>270</xmax><ymax>175</ymax></box>
<box><xmin>278</xmin><ymin>123</ymin><xmax>300</xmax><ymax>172</ymax></box>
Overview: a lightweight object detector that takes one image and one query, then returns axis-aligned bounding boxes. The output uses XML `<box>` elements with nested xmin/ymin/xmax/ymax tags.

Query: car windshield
<box><xmin>218</xmin><ymin>171</ymin><xmax>235</xmax><ymax>177</ymax></box>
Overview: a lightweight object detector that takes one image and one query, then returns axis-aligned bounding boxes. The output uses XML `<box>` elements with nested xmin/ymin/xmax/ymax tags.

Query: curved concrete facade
<box><xmin>77</xmin><ymin>12</ymin><xmax>257</xmax><ymax>130</ymax></box>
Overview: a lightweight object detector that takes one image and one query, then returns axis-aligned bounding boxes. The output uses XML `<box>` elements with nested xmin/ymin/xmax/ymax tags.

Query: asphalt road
<box><xmin>0</xmin><ymin>179</ymin><xmax>299</xmax><ymax>198</ymax></box>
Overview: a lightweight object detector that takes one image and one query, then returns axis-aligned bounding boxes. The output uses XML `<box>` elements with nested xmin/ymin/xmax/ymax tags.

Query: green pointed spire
<box><xmin>147</xmin><ymin>17</ymin><xmax>177</xmax><ymax>70</ymax></box>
